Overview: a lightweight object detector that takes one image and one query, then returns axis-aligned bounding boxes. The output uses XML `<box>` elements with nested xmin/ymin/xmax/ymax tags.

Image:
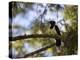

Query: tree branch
<box><xmin>17</xmin><ymin>43</ymin><xmax>56</xmax><ymax>58</ymax></box>
<box><xmin>9</xmin><ymin>34</ymin><xmax>61</xmax><ymax>41</ymax></box>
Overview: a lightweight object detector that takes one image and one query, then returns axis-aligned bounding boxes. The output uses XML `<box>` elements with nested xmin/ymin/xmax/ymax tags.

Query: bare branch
<box><xmin>9</xmin><ymin>34</ymin><xmax>61</xmax><ymax>41</ymax></box>
<box><xmin>17</xmin><ymin>43</ymin><xmax>56</xmax><ymax>58</ymax></box>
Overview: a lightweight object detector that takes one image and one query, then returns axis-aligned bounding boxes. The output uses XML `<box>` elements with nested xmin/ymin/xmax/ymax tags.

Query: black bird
<box><xmin>49</xmin><ymin>21</ymin><xmax>55</xmax><ymax>29</ymax></box>
<box><xmin>49</xmin><ymin>21</ymin><xmax>62</xmax><ymax>52</ymax></box>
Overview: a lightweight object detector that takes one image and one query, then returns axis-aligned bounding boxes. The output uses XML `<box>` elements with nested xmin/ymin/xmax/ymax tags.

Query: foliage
<box><xmin>63</xmin><ymin>5</ymin><xmax>78</xmax><ymax>54</ymax></box>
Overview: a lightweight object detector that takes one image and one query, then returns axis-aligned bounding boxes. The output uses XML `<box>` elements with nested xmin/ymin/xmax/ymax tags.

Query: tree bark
<box><xmin>9</xmin><ymin>34</ymin><xmax>61</xmax><ymax>41</ymax></box>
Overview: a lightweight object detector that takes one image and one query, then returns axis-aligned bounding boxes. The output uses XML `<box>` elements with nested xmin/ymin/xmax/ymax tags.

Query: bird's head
<box><xmin>49</xmin><ymin>21</ymin><xmax>56</xmax><ymax>25</ymax></box>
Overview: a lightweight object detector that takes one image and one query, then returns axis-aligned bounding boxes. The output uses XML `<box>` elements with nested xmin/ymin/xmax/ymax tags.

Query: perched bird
<box><xmin>49</xmin><ymin>21</ymin><xmax>62</xmax><ymax>53</ymax></box>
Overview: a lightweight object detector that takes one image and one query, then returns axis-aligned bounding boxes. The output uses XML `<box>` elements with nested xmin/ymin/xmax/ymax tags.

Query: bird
<box><xmin>49</xmin><ymin>21</ymin><xmax>62</xmax><ymax>53</ymax></box>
